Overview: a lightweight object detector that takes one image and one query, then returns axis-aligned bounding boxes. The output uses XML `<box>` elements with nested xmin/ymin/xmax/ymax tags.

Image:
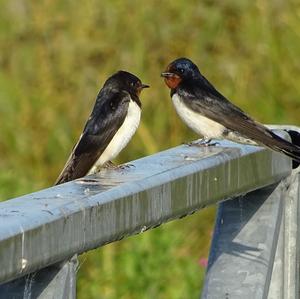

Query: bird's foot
<box><xmin>103</xmin><ymin>161</ymin><xmax>118</xmax><ymax>169</ymax></box>
<box><xmin>103</xmin><ymin>161</ymin><xmax>135</xmax><ymax>170</ymax></box>
<box><xmin>118</xmin><ymin>163</ymin><xmax>135</xmax><ymax>169</ymax></box>
<box><xmin>187</xmin><ymin>138</ymin><xmax>219</xmax><ymax>147</ymax></box>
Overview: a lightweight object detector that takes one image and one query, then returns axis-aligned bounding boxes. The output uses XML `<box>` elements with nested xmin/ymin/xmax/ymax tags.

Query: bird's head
<box><xmin>161</xmin><ymin>58</ymin><xmax>201</xmax><ymax>89</ymax></box>
<box><xmin>111</xmin><ymin>71</ymin><xmax>149</xmax><ymax>96</ymax></box>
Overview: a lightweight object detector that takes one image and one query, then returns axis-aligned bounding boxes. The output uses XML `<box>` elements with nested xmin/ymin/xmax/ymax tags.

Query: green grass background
<box><xmin>1</xmin><ymin>1</ymin><xmax>300</xmax><ymax>298</ymax></box>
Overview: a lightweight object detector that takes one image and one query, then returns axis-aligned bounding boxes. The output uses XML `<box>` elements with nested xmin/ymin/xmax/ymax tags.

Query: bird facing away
<box><xmin>161</xmin><ymin>57</ymin><xmax>300</xmax><ymax>163</ymax></box>
<box><xmin>55</xmin><ymin>71</ymin><xmax>149</xmax><ymax>185</ymax></box>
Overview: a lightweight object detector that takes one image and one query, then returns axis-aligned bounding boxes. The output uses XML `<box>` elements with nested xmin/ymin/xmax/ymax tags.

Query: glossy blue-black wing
<box><xmin>180</xmin><ymin>76</ymin><xmax>300</xmax><ymax>162</ymax></box>
<box><xmin>55</xmin><ymin>89</ymin><xmax>130</xmax><ymax>185</ymax></box>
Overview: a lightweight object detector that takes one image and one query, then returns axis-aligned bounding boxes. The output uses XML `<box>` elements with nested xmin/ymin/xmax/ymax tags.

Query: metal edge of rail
<box><xmin>0</xmin><ymin>127</ymin><xmax>293</xmax><ymax>295</ymax></box>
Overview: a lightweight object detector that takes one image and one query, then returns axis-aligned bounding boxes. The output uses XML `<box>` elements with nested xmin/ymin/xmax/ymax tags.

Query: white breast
<box><xmin>90</xmin><ymin>100</ymin><xmax>141</xmax><ymax>171</ymax></box>
<box><xmin>172</xmin><ymin>94</ymin><xmax>225</xmax><ymax>138</ymax></box>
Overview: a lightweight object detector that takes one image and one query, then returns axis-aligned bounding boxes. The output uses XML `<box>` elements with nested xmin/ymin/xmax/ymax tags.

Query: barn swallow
<box><xmin>55</xmin><ymin>71</ymin><xmax>149</xmax><ymax>185</ymax></box>
<box><xmin>161</xmin><ymin>57</ymin><xmax>300</xmax><ymax>163</ymax></box>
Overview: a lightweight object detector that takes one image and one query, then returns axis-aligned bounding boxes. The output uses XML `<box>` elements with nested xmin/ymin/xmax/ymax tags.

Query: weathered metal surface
<box><xmin>0</xmin><ymin>257</ymin><xmax>77</xmax><ymax>299</ymax></box>
<box><xmin>201</xmin><ymin>181</ymin><xmax>286</xmax><ymax>299</ymax></box>
<box><xmin>0</xmin><ymin>136</ymin><xmax>291</xmax><ymax>284</ymax></box>
<box><xmin>268</xmin><ymin>169</ymin><xmax>300</xmax><ymax>299</ymax></box>
<box><xmin>201</xmin><ymin>168</ymin><xmax>300</xmax><ymax>299</ymax></box>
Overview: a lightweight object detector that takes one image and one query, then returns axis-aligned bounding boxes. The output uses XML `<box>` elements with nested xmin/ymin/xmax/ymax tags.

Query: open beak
<box><xmin>161</xmin><ymin>72</ymin><xmax>179</xmax><ymax>79</ymax></box>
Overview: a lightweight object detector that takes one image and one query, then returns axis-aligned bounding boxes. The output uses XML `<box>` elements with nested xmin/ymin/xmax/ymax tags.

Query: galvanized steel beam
<box><xmin>201</xmin><ymin>126</ymin><xmax>300</xmax><ymax>299</ymax></box>
<box><xmin>0</xmin><ymin>136</ymin><xmax>292</xmax><ymax>285</ymax></box>
<box><xmin>201</xmin><ymin>169</ymin><xmax>300</xmax><ymax>299</ymax></box>
<box><xmin>201</xmin><ymin>181</ymin><xmax>286</xmax><ymax>298</ymax></box>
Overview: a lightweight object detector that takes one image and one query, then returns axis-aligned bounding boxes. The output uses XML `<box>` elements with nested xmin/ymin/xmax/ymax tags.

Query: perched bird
<box><xmin>55</xmin><ymin>71</ymin><xmax>149</xmax><ymax>185</ymax></box>
<box><xmin>161</xmin><ymin>57</ymin><xmax>300</xmax><ymax>163</ymax></box>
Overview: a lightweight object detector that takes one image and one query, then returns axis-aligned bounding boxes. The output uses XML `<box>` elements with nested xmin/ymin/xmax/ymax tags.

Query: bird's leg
<box><xmin>187</xmin><ymin>138</ymin><xmax>219</xmax><ymax>147</ymax></box>
<box><xmin>103</xmin><ymin>160</ymin><xmax>118</xmax><ymax>169</ymax></box>
<box><xmin>103</xmin><ymin>161</ymin><xmax>135</xmax><ymax>170</ymax></box>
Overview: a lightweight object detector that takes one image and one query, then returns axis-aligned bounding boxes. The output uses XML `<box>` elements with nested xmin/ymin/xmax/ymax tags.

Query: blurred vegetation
<box><xmin>0</xmin><ymin>0</ymin><xmax>300</xmax><ymax>298</ymax></box>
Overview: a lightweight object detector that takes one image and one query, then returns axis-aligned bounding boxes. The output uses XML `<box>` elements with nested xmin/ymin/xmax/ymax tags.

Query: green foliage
<box><xmin>0</xmin><ymin>0</ymin><xmax>300</xmax><ymax>297</ymax></box>
<box><xmin>77</xmin><ymin>207</ymin><xmax>214</xmax><ymax>299</ymax></box>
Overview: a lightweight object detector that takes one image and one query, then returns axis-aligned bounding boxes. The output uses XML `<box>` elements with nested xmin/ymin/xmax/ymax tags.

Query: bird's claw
<box><xmin>103</xmin><ymin>161</ymin><xmax>118</xmax><ymax>169</ymax></box>
<box><xmin>118</xmin><ymin>163</ymin><xmax>135</xmax><ymax>169</ymax></box>
<box><xmin>186</xmin><ymin>139</ymin><xmax>219</xmax><ymax>147</ymax></box>
<box><xmin>103</xmin><ymin>161</ymin><xmax>135</xmax><ymax>170</ymax></box>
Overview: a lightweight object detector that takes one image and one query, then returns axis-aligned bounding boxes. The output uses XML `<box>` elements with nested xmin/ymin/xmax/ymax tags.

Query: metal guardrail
<box><xmin>0</xmin><ymin>127</ymin><xmax>297</xmax><ymax>298</ymax></box>
<box><xmin>202</xmin><ymin>126</ymin><xmax>300</xmax><ymax>299</ymax></box>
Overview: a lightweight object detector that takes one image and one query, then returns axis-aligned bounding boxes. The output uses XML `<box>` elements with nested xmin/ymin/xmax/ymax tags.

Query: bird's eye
<box><xmin>178</xmin><ymin>68</ymin><xmax>184</xmax><ymax>74</ymax></box>
<box><xmin>130</xmin><ymin>82</ymin><xmax>134</xmax><ymax>87</ymax></box>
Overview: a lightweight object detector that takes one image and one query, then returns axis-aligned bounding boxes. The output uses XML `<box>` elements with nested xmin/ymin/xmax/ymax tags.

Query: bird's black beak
<box><xmin>137</xmin><ymin>83</ymin><xmax>149</xmax><ymax>95</ymax></box>
<box><xmin>141</xmin><ymin>83</ymin><xmax>150</xmax><ymax>89</ymax></box>
<box><xmin>161</xmin><ymin>72</ymin><xmax>178</xmax><ymax>78</ymax></box>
